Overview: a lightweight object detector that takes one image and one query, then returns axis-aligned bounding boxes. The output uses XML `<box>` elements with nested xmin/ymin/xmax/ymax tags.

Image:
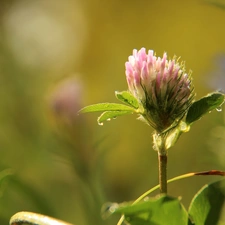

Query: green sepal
<box><xmin>105</xmin><ymin>195</ymin><xmax>188</xmax><ymax>225</ymax></box>
<box><xmin>188</xmin><ymin>179</ymin><xmax>225</xmax><ymax>225</ymax></box>
<box><xmin>115</xmin><ymin>91</ymin><xmax>139</xmax><ymax>109</ymax></box>
<box><xmin>165</xmin><ymin>121</ymin><xmax>190</xmax><ymax>150</ymax></box>
<box><xmin>97</xmin><ymin>111</ymin><xmax>133</xmax><ymax>125</ymax></box>
<box><xmin>78</xmin><ymin>103</ymin><xmax>136</xmax><ymax>114</ymax></box>
<box><xmin>186</xmin><ymin>92</ymin><xmax>225</xmax><ymax>125</ymax></box>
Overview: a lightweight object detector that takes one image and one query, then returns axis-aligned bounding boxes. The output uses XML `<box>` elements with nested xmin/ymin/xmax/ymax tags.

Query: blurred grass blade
<box><xmin>0</xmin><ymin>169</ymin><xmax>13</xmax><ymax>181</ymax></box>
<box><xmin>204</xmin><ymin>0</ymin><xmax>225</xmax><ymax>10</ymax></box>
<box><xmin>188</xmin><ymin>179</ymin><xmax>225</xmax><ymax>225</ymax></box>
<box><xmin>97</xmin><ymin>111</ymin><xmax>133</xmax><ymax>125</ymax></box>
<box><xmin>186</xmin><ymin>92</ymin><xmax>225</xmax><ymax>125</ymax></box>
<box><xmin>10</xmin><ymin>177</ymin><xmax>55</xmax><ymax>215</ymax></box>
<box><xmin>0</xmin><ymin>169</ymin><xmax>14</xmax><ymax>197</ymax></box>
<box><xmin>115</xmin><ymin>91</ymin><xmax>139</xmax><ymax>109</ymax></box>
<box><xmin>78</xmin><ymin>103</ymin><xmax>136</xmax><ymax>114</ymax></box>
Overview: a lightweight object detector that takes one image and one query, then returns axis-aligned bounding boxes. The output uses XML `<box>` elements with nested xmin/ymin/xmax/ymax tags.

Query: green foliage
<box><xmin>109</xmin><ymin>195</ymin><xmax>188</xmax><ymax>225</ymax></box>
<box><xmin>105</xmin><ymin>179</ymin><xmax>225</xmax><ymax>225</ymax></box>
<box><xmin>79</xmin><ymin>102</ymin><xmax>136</xmax><ymax>124</ymax></box>
<box><xmin>188</xmin><ymin>179</ymin><xmax>225</xmax><ymax>225</ymax></box>
<box><xmin>78</xmin><ymin>103</ymin><xmax>136</xmax><ymax>113</ymax></box>
<box><xmin>97</xmin><ymin>111</ymin><xmax>133</xmax><ymax>125</ymax></box>
<box><xmin>186</xmin><ymin>92</ymin><xmax>225</xmax><ymax>125</ymax></box>
<box><xmin>115</xmin><ymin>91</ymin><xmax>139</xmax><ymax>109</ymax></box>
<box><xmin>79</xmin><ymin>91</ymin><xmax>225</xmax><ymax>133</ymax></box>
<box><xmin>79</xmin><ymin>93</ymin><xmax>140</xmax><ymax>124</ymax></box>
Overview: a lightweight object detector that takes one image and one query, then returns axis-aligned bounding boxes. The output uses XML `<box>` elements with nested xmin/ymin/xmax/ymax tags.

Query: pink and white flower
<box><xmin>125</xmin><ymin>48</ymin><xmax>194</xmax><ymax>132</ymax></box>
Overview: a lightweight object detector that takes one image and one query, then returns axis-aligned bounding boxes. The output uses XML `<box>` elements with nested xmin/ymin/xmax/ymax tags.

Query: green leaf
<box><xmin>186</xmin><ymin>92</ymin><xmax>225</xmax><ymax>125</ymax></box>
<box><xmin>188</xmin><ymin>179</ymin><xmax>225</xmax><ymax>225</ymax></box>
<box><xmin>78</xmin><ymin>103</ymin><xmax>136</xmax><ymax>114</ymax></box>
<box><xmin>97</xmin><ymin>111</ymin><xmax>133</xmax><ymax>125</ymax></box>
<box><xmin>10</xmin><ymin>212</ymin><xmax>70</xmax><ymax>225</ymax></box>
<box><xmin>111</xmin><ymin>195</ymin><xmax>188</xmax><ymax>225</ymax></box>
<box><xmin>115</xmin><ymin>91</ymin><xmax>139</xmax><ymax>109</ymax></box>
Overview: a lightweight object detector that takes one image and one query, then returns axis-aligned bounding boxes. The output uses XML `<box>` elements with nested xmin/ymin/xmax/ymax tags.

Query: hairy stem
<box><xmin>158</xmin><ymin>151</ymin><xmax>167</xmax><ymax>194</ymax></box>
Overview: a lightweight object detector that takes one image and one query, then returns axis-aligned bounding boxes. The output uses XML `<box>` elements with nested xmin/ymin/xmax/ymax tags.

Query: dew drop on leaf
<box><xmin>101</xmin><ymin>202</ymin><xmax>119</xmax><ymax>219</ymax></box>
<box><xmin>106</xmin><ymin>118</ymin><xmax>111</xmax><ymax>121</ymax></box>
<box><xmin>216</xmin><ymin>106</ymin><xmax>222</xmax><ymax>112</ymax></box>
<box><xmin>179</xmin><ymin>121</ymin><xmax>190</xmax><ymax>133</ymax></box>
<box><xmin>98</xmin><ymin>122</ymin><xmax>104</xmax><ymax>126</ymax></box>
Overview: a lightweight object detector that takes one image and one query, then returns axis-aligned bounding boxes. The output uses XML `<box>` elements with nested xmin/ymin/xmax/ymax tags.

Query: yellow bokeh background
<box><xmin>0</xmin><ymin>0</ymin><xmax>225</xmax><ymax>224</ymax></box>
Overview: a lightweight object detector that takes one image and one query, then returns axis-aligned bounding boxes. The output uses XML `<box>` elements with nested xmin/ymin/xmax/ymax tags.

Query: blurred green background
<box><xmin>0</xmin><ymin>0</ymin><xmax>225</xmax><ymax>225</ymax></box>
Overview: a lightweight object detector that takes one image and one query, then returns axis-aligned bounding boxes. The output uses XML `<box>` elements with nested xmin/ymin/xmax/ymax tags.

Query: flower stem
<box><xmin>158</xmin><ymin>151</ymin><xmax>167</xmax><ymax>194</ymax></box>
<box><xmin>153</xmin><ymin>132</ymin><xmax>168</xmax><ymax>194</ymax></box>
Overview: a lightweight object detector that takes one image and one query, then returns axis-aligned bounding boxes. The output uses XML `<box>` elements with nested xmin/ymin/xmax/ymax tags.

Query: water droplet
<box><xmin>98</xmin><ymin>122</ymin><xmax>104</xmax><ymax>126</ymax></box>
<box><xmin>179</xmin><ymin>121</ymin><xmax>190</xmax><ymax>133</ymax></box>
<box><xmin>216</xmin><ymin>106</ymin><xmax>222</xmax><ymax>112</ymax></box>
<box><xmin>101</xmin><ymin>202</ymin><xmax>119</xmax><ymax>219</ymax></box>
<box><xmin>106</xmin><ymin>118</ymin><xmax>111</xmax><ymax>121</ymax></box>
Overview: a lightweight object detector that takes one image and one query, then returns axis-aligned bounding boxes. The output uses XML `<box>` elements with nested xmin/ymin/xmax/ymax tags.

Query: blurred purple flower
<box><xmin>125</xmin><ymin>48</ymin><xmax>195</xmax><ymax>132</ymax></box>
<box><xmin>49</xmin><ymin>77</ymin><xmax>83</xmax><ymax>126</ymax></box>
<box><xmin>207</xmin><ymin>54</ymin><xmax>225</xmax><ymax>92</ymax></box>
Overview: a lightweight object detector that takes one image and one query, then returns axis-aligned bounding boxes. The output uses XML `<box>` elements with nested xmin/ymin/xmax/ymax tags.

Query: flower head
<box><xmin>125</xmin><ymin>48</ymin><xmax>194</xmax><ymax>132</ymax></box>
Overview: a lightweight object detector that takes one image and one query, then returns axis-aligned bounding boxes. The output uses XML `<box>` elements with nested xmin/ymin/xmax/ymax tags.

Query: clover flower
<box><xmin>125</xmin><ymin>48</ymin><xmax>195</xmax><ymax>132</ymax></box>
